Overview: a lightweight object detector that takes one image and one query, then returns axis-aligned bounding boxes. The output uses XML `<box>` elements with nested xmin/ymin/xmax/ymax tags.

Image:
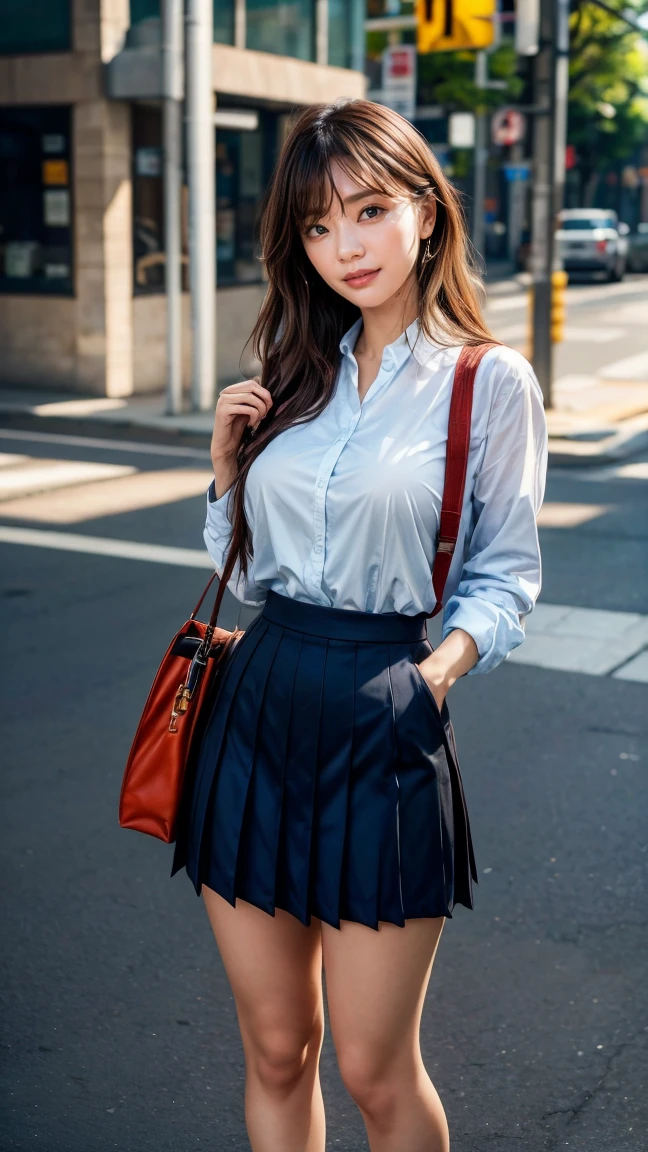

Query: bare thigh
<box><xmin>201</xmin><ymin>887</ymin><xmax>324</xmax><ymax>1060</ymax></box>
<box><xmin>322</xmin><ymin>917</ymin><xmax>445</xmax><ymax>1080</ymax></box>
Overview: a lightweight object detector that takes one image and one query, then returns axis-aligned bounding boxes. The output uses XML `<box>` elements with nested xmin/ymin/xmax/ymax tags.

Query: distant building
<box><xmin>0</xmin><ymin>0</ymin><xmax>365</xmax><ymax>397</ymax></box>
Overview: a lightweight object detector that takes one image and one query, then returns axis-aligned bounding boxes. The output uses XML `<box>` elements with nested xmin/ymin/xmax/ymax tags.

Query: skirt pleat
<box><xmin>310</xmin><ymin>640</ymin><xmax>356</xmax><ymax>929</ymax></box>
<box><xmin>174</xmin><ymin>591</ymin><xmax>478</xmax><ymax>928</ymax></box>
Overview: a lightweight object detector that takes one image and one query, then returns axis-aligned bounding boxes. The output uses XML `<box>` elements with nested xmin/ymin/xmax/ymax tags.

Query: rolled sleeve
<box><xmin>441</xmin><ymin>351</ymin><xmax>548</xmax><ymax>675</ymax></box>
<box><xmin>204</xmin><ymin>479</ymin><xmax>266</xmax><ymax>607</ymax></box>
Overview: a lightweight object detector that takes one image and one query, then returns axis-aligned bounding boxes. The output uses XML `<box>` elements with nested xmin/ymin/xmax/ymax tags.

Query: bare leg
<box><xmin>202</xmin><ymin>887</ymin><xmax>326</xmax><ymax>1152</ymax></box>
<box><xmin>322</xmin><ymin>916</ymin><xmax>447</xmax><ymax>1152</ymax></box>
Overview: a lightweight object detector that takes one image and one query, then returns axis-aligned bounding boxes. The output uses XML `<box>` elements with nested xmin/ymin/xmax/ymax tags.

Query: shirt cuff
<box><xmin>442</xmin><ymin>595</ymin><xmax>526</xmax><ymax>676</ymax></box>
<box><xmin>206</xmin><ymin>478</ymin><xmax>234</xmax><ymax>532</ymax></box>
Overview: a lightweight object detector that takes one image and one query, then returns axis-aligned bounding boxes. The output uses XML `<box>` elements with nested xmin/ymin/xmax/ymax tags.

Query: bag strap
<box><xmin>428</xmin><ymin>342</ymin><xmax>497</xmax><ymax>619</ymax></box>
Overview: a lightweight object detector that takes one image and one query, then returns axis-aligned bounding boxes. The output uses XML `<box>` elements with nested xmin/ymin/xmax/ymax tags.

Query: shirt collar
<box><xmin>339</xmin><ymin>315</ymin><xmax>441</xmax><ymax>368</ymax></box>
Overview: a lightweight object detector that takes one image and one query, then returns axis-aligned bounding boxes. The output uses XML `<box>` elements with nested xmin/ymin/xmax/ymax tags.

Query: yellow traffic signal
<box><xmin>551</xmin><ymin>270</ymin><xmax>568</xmax><ymax>344</ymax></box>
<box><xmin>416</xmin><ymin>0</ymin><xmax>495</xmax><ymax>52</ymax></box>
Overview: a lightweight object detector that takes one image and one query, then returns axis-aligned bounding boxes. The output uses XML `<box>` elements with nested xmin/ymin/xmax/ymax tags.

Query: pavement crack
<box><xmin>541</xmin><ymin>1031</ymin><xmax>645</xmax><ymax>1137</ymax></box>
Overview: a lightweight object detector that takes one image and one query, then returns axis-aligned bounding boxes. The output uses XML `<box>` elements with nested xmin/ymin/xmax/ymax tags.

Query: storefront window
<box><xmin>132</xmin><ymin>105</ymin><xmax>190</xmax><ymax>295</ymax></box>
<box><xmin>129</xmin><ymin>0</ymin><xmax>235</xmax><ymax>45</ymax></box>
<box><xmin>133</xmin><ymin>104</ymin><xmax>277</xmax><ymax>292</ymax></box>
<box><xmin>329</xmin><ymin>0</ymin><xmax>365</xmax><ymax>70</ymax></box>
<box><xmin>0</xmin><ymin>107</ymin><xmax>73</xmax><ymax>296</ymax></box>
<box><xmin>0</xmin><ymin>0</ymin><xmax>70</xmax><ymax>54</ymax></box>
<box><xmin>246</xmin><ymin>0</ymin><xmax>315</xmax><ymax>61</ymax></box>
<box><xmin>216</xmin><ymin>124</ymin><xmax>266</xmax><ymax>285</ymax></box>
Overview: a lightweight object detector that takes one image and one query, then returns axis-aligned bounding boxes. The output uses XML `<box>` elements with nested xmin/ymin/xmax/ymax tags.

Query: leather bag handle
<box><xmin>428</xmin><ymin>342</ymin><xmax>498</xmax><ymax>618</ymax></box>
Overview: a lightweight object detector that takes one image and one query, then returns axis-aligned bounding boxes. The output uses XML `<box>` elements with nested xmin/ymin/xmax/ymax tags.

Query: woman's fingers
<box><xmin>219</xmin><ymin>379</ymin><xmax>273</xmax><ymax>428</ymax></box>
<box><xmin>222</xmin><ymin>401</ymin><xmax>268</xmax><ymax>428</ymax></box>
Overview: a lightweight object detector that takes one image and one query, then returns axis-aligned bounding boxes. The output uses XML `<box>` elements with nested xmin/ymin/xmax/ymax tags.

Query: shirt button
<box><xmin>317</xmin><ymin>479</ymin><xmax>325</xmax><ymax>488</ymax></box>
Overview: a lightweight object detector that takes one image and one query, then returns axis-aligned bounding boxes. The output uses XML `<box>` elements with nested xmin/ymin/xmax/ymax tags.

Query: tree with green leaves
<box><xmin>567</xmin><ymin>0</ymin><xmax>648</xmax><ymax>203</ymax></box>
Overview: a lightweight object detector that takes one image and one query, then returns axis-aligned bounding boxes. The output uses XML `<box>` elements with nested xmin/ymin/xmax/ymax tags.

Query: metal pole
<box><xmin>162</xmin><ymin>0</ymin><xmax>184</xmax><ymax>415</ymax></box>
<box><xmin>530</xmin><ymin>0</ymin><xmax>555</xmax><ymax>406</ymax></box>
<box><xmin>554</xmin><ymin>0</ymin><xmax>570</xmax><ymax>222</ymax></box>
<box><xmin>186</xmin><ymin>0</ymin><xmax>216</xmax><ymax>412</ymax></box>
<box><xmin>472</xmin><ymin>51</ymin><xmax>488</xmax><ymax>262</ymax></box>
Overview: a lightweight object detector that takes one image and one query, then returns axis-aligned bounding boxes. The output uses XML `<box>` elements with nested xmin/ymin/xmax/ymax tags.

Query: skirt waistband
<box><xmin>261</xmin><ymin>589</ymin><xmax>429</xmax><ymax>643</ymax></box>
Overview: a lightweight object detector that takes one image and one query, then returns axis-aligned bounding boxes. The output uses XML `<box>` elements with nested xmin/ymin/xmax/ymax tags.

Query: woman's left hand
<box><xmin>417</xmin><ymin>657</ymin><xmax>450</xmax><ymax>713</ymax></box>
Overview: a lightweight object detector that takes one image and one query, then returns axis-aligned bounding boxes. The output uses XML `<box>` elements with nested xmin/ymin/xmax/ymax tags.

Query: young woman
<box><xmin>172</xmin><ymin>99</ymin><xmax>548</xmax><ymax>1152</ymax></box>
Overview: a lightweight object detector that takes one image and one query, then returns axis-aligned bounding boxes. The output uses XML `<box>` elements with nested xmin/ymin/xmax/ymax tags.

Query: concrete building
<box><xmin>0</xmin><ymin>0</ymin><xmax>366</xmax><ymax>397</ymax></box>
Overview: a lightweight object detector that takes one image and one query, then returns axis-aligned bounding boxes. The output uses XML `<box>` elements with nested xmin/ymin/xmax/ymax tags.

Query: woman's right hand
<box><xmin>210</xmin><ymin>378</ymin><xmax>273</xmax><ymax>497</ymax></box>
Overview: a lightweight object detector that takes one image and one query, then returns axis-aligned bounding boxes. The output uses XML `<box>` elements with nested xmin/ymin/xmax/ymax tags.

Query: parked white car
<box><xmin>556</xmin><ymin>209</ymin><xmax>630</xmax><ymax>281</ymax></box>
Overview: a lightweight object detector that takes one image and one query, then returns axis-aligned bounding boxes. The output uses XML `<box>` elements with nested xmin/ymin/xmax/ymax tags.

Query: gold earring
<box><xmin>421</xmin><ymin>237</ymin><xmax>433</xmax><ymax>265</ymax></box>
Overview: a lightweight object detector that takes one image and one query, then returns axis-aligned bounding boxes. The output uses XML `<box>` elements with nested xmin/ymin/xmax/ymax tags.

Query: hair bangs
<box><xmin>289</xmin><ymin>134</ymin><xmax>412</xmax><ymax>231</ymax></box>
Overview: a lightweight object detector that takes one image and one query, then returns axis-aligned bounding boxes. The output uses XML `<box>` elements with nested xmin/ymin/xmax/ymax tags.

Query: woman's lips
<box><xmin>343</xmin><ymin>269</ymin><xmax>380</xmax><ymax>288</ymax></box>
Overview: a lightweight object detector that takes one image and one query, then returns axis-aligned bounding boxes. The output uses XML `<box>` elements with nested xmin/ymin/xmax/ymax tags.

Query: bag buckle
<box><xmin>437</xmin><ymin>537</ymin><xmax>455</xmax><ymax>554</ymax></box>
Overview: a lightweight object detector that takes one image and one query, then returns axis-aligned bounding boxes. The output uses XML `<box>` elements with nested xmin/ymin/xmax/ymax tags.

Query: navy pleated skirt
<box><xmin>171</xmin><ymin>589</ymin><xmax>478</xmax><ymax>930</ymax></box>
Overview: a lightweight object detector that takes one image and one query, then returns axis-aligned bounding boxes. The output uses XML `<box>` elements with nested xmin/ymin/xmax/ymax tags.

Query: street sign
<box><xmin>416</xmin><ymin>0</ymin><xmax>495</xmax><ymax>52</ymax></box>
<box><xmin>503</xmin><ymin>163</ymin><xmax>531</xmax><ymax>182</ymax></box>
<box><xmin>491</xmin><ymin>108</ymin><xmax>526</xmax><ymax>146</ymax></box>
<box><xmin>381</xmin><ymin>45</ymin><xmax>417</xmax><ymax>121</ymax></box>
<box><xmin>449</xmin><ymin>112</ymin><xmax>476</xmax><ymax>148</ymax></box>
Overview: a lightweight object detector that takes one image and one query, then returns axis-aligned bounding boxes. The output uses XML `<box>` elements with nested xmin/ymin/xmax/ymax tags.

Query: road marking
<box><xmin>0</xmin><ymin>466</ymin><xmax>214</xmax><ymax>522</ymax></box>
<box><xmin>551</xmin><ymin>461</ymin><xmax>648</xmax><ymax>482</ymax></box>
<box><xmin>0</xmin><ymin>459</ymin><xmax>135</xmax><ymax>500</ymax></box>
<box><xmin>0</xmin><ymin>427</ymin><xmax>210</xmax><ymax>460</ymax></box>
<box><xmin>562</xmin><ymin>325</ymin><xmax>626</xmax><ymax>343</ymax></box>
<box><xmin>0</xmin><ymin>525</ymin><xmax>212</xmax><ymax>568</ymax></box>
<box><xmin>486</xmin><ymin>278</ymin><xmax>648</xmax><ymax>314</ymax></box>
<box><xmin>612</xmin><ymin>650</ymin><xmax>648</xmax><ymax>683</ymax></box>
<box><xmin>536</xmin><ymin>502</ymin><xmax>610</xmax><ymax>527</ymax></box>
<box><xmin>509</xmin><ymin>603</ymin><xmax>648</xmax><ymax>677</ymax></box>
<box><xmin>598</xmin><ymin>351</ymin><xmax>648</xmax><ymax>381</ymax></box>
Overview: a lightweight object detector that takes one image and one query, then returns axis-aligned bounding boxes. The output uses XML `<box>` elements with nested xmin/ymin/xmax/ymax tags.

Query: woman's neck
<box><xmin>354</xmin><ymin>284</ymin><xmax>420</xmax><ymax>362</ymax></box>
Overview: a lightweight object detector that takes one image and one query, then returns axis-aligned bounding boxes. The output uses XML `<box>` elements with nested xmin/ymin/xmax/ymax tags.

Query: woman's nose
<box><xmin>337</xmin><ymin>226</ymin><xmax>365</xmax><ymax>263</ymax></box>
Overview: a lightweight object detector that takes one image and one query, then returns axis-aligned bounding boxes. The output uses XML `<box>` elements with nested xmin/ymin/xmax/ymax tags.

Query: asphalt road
<box><xmin>1</xmin><ymin>279</ymin><xmax>647</xmax><ymax>1152</ymax></box>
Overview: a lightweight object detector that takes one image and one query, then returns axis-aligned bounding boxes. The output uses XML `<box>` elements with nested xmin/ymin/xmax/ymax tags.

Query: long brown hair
<box><xmin>226</xmin><ymin>98</ymin><xmax>495</xmax><ymax>584</ymax></box>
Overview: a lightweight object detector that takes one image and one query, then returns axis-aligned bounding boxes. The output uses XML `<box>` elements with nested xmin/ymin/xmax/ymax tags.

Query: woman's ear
<box><xmin>420</xmin><ymin>194</ymin><xmax>437</xmax><ymax>240</ymax></box>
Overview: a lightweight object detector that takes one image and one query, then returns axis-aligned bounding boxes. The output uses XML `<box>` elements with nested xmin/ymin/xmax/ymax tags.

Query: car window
<box><xmin>561</xmin><ymin>218</ymin><xmax>616</xmax><ymax>231</ymax></box>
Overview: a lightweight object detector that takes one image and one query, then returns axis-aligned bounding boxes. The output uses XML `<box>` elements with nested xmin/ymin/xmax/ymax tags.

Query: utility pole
<box><xmin>186</xmin><ymin>0</ymin><xmax>216</xmax><ymax>412</ymax></box>
<box><xmin>472</xmin><ymin>50</ymin><xmax>488</xmax><ymax>261</ymax></box>
<box><xmin>161</xmin><ymin>0</ymin><xmax>184</xmax><ymax>415</ymax></box>
<box><xmin>529</xmin><ymin>0</ymin><xmax>569</xmax><ymax>406</ymax></box>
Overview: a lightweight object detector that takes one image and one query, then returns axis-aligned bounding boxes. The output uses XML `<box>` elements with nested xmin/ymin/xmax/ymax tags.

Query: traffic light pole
<box><xmin>472</xmin><ymin>51</ymin><xmax>488</xmax><ymax>261</ymax></box>
<box><xmin>529</xmin><ymin>0</ymin><xmax>569</xmax><ymax>407</ymax></box>
<box><xmin>529</xmin><ymin>0</ymin><xmax>556</xmax><ymax>406</ymax></box>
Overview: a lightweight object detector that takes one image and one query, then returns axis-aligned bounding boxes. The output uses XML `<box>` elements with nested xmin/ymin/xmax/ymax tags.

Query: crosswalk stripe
<box><xmin>0</xmin><ymin>525</ymin><xmax>212</xmax><ymax>568</ymax></box>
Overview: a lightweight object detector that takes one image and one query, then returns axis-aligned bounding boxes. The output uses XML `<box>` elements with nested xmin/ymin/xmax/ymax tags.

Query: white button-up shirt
<box><xmin>204</xmin><ymin>316</ymin><xmax>548</xmax><ymax>674</ymax></box>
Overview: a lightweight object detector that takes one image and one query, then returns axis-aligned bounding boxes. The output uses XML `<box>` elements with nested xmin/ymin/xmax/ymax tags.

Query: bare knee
<box><xmin>248</xmin><ymin>1022</ymin><xmax>323</xmax><ymax>1100</ymax></box>
<box><xmin>338</xmin><ymin>1047</ymin><xmax>402</xmax><ymax>1129</ymax></box>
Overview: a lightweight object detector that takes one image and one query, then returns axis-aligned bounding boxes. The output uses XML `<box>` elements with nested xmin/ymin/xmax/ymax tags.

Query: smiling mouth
<box><xmin>343</xmin><ymin>269</ymin><xmax>380</xmax><ymax>286</ymax></box>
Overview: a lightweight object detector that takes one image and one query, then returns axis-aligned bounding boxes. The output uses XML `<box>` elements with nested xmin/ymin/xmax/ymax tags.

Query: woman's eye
<box><xmin>360</xmin><ymin>205</ymin><xmax>385</xmax><ymax>220</ymax></box>
<box><xmin>307</xmin><ymin>223</ymin><xmax>328</xmax><ymax>237</ymax></box>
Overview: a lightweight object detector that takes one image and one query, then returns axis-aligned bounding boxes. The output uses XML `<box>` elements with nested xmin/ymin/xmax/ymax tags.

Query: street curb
<box><xmin>0</xmin><ymin>406</ymin><xmax>212</xmax><ymax>451</ymax></box>
<box><xmin>546</xmin><ymin>413</ymin><xmax>648</xmax><ymax>467</ymax></box>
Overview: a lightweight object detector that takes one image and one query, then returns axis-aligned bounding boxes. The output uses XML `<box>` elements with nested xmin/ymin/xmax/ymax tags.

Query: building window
<box><xmin>246</xmin><ymin>0</ymin><xmax>315</xmax><ymax>61</ymax></box>
<box><xmin>133</xmin><ymin>104</ymin><xmax>190</xmax><ymax>295</ymax></box>
<box><xmin>129</xmin><ymin>0</ymin><xmax>235</xmax><ymax>45</ymax></box>
<box><xmin>0</xmin><ymin>107</ymin><xmax>73</xmax><ymax>296</ymax></box>
<box><xmin>329</xmin><ymin>0</ymin><xmax>365</xmax><ymax>70</ymax></box>
<box><xmin>0</xmin><ymin>0</ymin><xmax>70</xmax><ymax>55</ymax></box>
<box><xmin>132</xmin><ymin>104</ymin><xmax>281</xmax><ymax>292</ymax></box>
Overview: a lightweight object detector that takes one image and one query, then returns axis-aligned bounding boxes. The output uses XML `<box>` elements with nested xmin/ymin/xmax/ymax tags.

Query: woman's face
<box><xmin>300</xmin><ymin>160</ymin><xmax>436</xmax><ymax>309</ymax></box>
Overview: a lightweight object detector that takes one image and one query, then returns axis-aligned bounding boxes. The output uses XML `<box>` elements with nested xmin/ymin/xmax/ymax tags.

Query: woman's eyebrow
<box><xmin>341</xmin><ymin>187</ymin><xmax>387</xmax><ymax>205</ymax></box>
